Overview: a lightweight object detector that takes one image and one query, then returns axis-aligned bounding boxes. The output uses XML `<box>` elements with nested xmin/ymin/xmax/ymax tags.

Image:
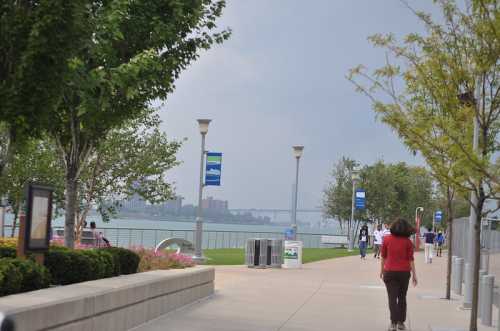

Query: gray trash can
<box><xmin>246</xmin><ymin>239</ymin><xmax>283</xmax><ymax>268</ymax></box>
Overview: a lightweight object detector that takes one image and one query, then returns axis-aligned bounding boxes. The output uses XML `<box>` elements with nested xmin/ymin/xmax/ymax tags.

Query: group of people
<box><xmin>358</xmin><ymin>220</ymin><xmax>446</xmax><ymax>330</ymax></box>
<box><xmin>423</xmin><ymin>227</ymin><xmax>445</xmax><ymax>263</ymax></box>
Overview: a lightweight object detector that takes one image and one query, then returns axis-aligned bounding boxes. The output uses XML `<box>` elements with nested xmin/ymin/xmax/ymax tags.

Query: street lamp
<box><xmin>0</xmin><ymin>196</ymin><xmax>6</xmax><ymax>238</ymax></box>
<box><xmin>291</xmin><ymin>146</ymin><xmax>304</xmax><ymax>240</ymax></box>
<box><xmin>193</xmin><ymin>119</ymin><xmax>211</xmax><ymax>263</ymax></box>
<box><xmin>348</xmin><ymin>167</ymin><xmax>360</xmax><ymax>251</ymax></box>
<box><xmin>415</xmin><ymin>207</ymin><xmax>424</xmax><ymax>250</ymax></box>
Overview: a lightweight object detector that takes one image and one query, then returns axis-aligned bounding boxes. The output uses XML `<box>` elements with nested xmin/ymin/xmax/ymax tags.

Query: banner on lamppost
<box><xmin>355</xmin><ymin>189</ymin><xmax>366</xmax><ymax>210</ymax></box>
<box><xmin>434</xmin><ymin>210</ymin><xmax>443</xmax><ymax>223</ymax></box>
<box><xmin>205</xmin><ymin>152</ymin><xmax>222</xmax><ymax>186</ymax></box>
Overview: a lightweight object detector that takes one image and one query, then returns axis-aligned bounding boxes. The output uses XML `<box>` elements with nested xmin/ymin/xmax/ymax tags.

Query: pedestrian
<box><xmin>382</xmin><ymin>222</ymin><xmax>391</xmax><ymax>237</ymax></box>
<box><xmin>90</xmin><ymin>221</ymin><xmax>102</xmax><ymax>248</ymax></box>
<box><xmin>380</xmin><ymin>218</ymin><xmax>418</xmax><ymax>331</ymax></box>
<box><xmin>436</xmin><ymin>230</ymin><xmax>445</xmax><ymax>257</ymax></box>
<box><xmin>423</xmin><ymin>227</ymin><xmax>436</xmax><ymax>263</ymax></box>
<box><xmin>373</xmin><ymin>224</ymin><xmax>383</xmax><ymax>258</ymax></box>
<box><xmin>359</xmin><ymin>223</ymin><xmax>369</xmax><ymax>259</ymax></box>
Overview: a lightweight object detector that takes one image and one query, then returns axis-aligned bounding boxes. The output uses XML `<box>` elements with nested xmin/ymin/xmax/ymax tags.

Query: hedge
<box><xmin>0</xmin><ymin>258</ymin><xmax>50</xmax><ymax>296</ymax></box>
<box><xmin>0</xmin><ymin>238</ymin><xmax>140</xmax><ymax>294</ymax></box>
<box><xmin>103</xmin><ymin>247</ymin><xmax>140</xmax><ymax>275</ymax></box>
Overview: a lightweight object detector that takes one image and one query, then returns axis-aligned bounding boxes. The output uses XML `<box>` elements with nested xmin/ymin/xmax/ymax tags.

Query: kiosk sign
<box><xmin>24</xmin><ymin>184</ymin><xmax>53</xmax><ymax>251</ymax></box>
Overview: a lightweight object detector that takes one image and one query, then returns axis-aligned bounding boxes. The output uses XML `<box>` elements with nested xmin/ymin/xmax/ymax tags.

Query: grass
<box><xmin>203</xmin><ymin>248</ymin><xmax>371</xmax><ymax>265</ymax></box>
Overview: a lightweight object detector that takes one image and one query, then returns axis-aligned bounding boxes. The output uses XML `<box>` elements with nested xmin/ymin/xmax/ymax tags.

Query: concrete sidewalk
<box><xmin>135</xmin><ymin>252</ymin><xmax>498</xmax><ymax>331</ymax></box>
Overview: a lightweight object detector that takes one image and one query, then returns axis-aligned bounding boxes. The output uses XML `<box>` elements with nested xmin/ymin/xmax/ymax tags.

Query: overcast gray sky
<box><xmin>159</xmin><ymin>0</ymin><xmax>440</xmax><ymax>209</ymax></box>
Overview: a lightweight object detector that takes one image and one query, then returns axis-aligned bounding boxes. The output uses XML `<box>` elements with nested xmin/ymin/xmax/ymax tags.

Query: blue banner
<box><xmin>205</xmin><ymin>152</ymin><xmax>222</xmax><ymax>186</ymax></box>
<box><xmin>355</xmin><ymin>189</ymin><xmax>366</xmax><ymax>210</ymax></box>
<box><xmin>435</xmin><ymin>211</ymin><xmax>443</xmax><ymax>223</ymax></box>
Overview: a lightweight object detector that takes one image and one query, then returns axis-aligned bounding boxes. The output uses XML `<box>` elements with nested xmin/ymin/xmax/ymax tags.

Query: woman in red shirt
<box><xmin>380</xmin><ymin>219</ymin><xmax>418</xmax><ymax>331</ymax></box>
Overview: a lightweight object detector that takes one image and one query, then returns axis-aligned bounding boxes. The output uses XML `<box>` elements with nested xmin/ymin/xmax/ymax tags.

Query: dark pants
<box><xmin>373</xmin><ymin>244</ymin><xmax>381</xmax><ymax>257</ymax></box>
<box><xmin>359</xmin><ymin>241</ymin><xmax>367</xmax><ymax>257</ymax></box>
<box><xmin>383</xmin><ymin>271</ymin><xmax>411</xmax><ymax>323</ymax></box>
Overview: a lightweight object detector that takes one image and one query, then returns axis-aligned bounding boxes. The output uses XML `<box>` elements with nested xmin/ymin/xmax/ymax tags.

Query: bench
<box><xmin>320</xmin><ymin>235</ymin><xmax>348</xmax><ymax>248</ymax></box>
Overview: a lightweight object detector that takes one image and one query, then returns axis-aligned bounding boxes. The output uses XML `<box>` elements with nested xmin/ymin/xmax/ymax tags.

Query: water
<box><xmin>3</xmin><ymin>213</ymin><xmax>342</xmax><ymax>249</ymax></box>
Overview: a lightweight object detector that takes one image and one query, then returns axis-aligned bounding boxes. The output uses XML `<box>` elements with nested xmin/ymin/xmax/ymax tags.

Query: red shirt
<box><xmin>381</xmin><ymin>234</ymin><xmax>414</xmax><ymax>272</ymax></box>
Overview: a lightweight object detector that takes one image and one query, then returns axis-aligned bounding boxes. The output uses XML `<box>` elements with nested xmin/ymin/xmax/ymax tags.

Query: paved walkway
<box><xmin>135</xmin><ymin>252</ymin><xmax>498</xmax><ymax>331</ymax></box>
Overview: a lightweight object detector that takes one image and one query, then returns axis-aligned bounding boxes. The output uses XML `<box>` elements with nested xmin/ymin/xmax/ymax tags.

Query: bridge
<box><xmin>229</xmin><ymin>208</ymin><xmax>322</xmax><ymax>214</ymax></box>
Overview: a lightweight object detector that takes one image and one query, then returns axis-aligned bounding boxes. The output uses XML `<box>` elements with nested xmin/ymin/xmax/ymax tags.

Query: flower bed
<box><xmin>0</xmin><ymin>238</ymin><xmax>194</xmax><ymax>297</ymax></box>
<box><xmin>132</xmin><ymin>247</ymin><xmax>195</xmax><ymax>272</ymax></box>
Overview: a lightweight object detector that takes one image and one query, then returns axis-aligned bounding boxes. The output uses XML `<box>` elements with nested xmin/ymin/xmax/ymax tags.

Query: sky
<box><xmin>158</xmin><ymin>0</ymin><xmax>441</xmax><ymax>210</ymax></box>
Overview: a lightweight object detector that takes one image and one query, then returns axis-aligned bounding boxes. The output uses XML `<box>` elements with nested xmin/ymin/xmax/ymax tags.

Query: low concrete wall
<box><xmin>0</xmin><ymin>266</ymin><xmax>214</xmax><ymax>331</ymax></box>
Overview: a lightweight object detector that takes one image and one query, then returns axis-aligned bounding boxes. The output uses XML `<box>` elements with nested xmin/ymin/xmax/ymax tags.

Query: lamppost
<box><xmin>0</xmin><ymin>196</ymin><xmax>6</xmax><ymax>238</ymax></box>
<box><xmin>291</xmin><ymin>146</ymin><xmax>304</xmax><ymax>240</ymax></box>
<box><xmin>348</xmin><ymin>167</ymin><xmax>360</xmax><ymax>251</ymax></box>
<box><xmin>415</xmin><ymin>207</ymin><xmax>424</xmax><ymax>250</ymax></box>
<box><xmin>193</xmin><ymin>119</ymin><xmax>211</xmax><ymax>263</ymax></box>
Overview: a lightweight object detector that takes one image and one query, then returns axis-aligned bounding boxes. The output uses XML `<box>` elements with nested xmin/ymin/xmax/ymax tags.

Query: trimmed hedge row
<box><xmin>0</xmin><ymin>243</ymin><xmax>140</xmax><ymax>294</ymax></box>
<box><xmin>45</xmin><ymin>246</ymin><xmax>140</xmax><ymax>285</ymax></box>
<box><xmin>0</xmin><ymin>258</ymin><xmax>51</xmax><ymax>296</ymax></box>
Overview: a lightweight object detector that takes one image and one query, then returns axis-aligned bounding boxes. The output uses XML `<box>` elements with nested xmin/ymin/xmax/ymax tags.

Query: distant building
<box><xmin>202</xmin><ymin>197</ymin><xmax>228</xmax><ymax>212</ymax></box>
<box><xmin>159</xmin><ymin>196</ymin><xmax>183</xmax><ymax>215</ymax></box>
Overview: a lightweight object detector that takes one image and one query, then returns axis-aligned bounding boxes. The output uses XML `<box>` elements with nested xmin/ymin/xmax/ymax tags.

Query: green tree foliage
<box><xmin>0</xmin><ymin>139</ymin><xmax>64</xmax><ymax>236</ymax></box>
<box><xmin>44</xmin><ymin>0</ymin><xmax>230</xmax><ymax>248</ymax></box>
<box><xmin>323</xmin><ymin>158</ymin><xmax>435</xmax><ymax>234</ymax></box>
<box><xmin>0</xmin><ymin>1</ymin><xmax>88</xmax><ymax>174</ymax></box>
<box><xmin>74</xmin><ymin>110</ymin><xmax>182</xmax><ymax>238</ymax></box>
<box><xmin>323</xmin><ymin>157</ymin><xmax>357</xmax><ymax>229</ymax></box>
<box><xmin>348</xmin><ymin>1</ymin><xmax>499</xmax><ymax>328</ymax></box>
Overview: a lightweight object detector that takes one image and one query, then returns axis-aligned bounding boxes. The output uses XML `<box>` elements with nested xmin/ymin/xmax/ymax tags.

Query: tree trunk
<box><xmin>64</xmin><ymin>167</ymin><xmax>78</xmax><ymax>248</ymax></box>
<box><xmin>469</xmin><ymin>196</ymin><xmax>485</xmax><ymax>331</ymax></box>
<box><xmin>10</xmin><ymin>214</ymin><xmax>17</xmax><ymax>238</ymax></box>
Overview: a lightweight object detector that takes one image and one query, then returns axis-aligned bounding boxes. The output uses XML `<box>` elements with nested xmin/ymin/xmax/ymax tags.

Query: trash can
<box><xmin>283</xmin><ymin>240</ymin><xmax>303</xmax><ymax>269</ymax></box>
<box><xmin>246</xmin><ymin>238</ymin><xmax>283</xmax><ymax>268</ymax></box>
<box><xmin>246</xmin><ymin>239</ymin><xmax>269</xmax><ymax>268</ymax></box>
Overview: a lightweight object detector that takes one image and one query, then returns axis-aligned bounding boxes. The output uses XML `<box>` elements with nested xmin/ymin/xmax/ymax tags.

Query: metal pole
<box><xmin>349</xmin><ymin>177</ymin><xmax>356</xmax><ymax>251</ymax></box>
<box><xmin>194</xmin><ymin>132</ymin><xmax>206</xmax><ymax>262</ymax></box>
<box><xmin>464</xmin><ymin>90</ymin><xmax>480</xmax><ymax>309</ymax></box>
<box><xmin>0</xmin><ymin>205</ymin><xmax>4</xmax><ymax>238</ymax></box>
<box><xmin>291</xmin><ymin>156</ymin><xmax>300</xmax><ymax>240</ymax></box>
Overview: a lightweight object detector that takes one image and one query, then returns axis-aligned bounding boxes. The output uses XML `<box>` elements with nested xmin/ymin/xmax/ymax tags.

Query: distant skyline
<box><xmin>158</xmin><ymin>1</ymin><xmax>441</xmax><ymax>210</ymax></box>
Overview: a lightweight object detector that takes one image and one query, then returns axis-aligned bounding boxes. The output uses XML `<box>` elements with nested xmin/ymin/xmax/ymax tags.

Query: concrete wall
<box><xmin>0</xmin><ymin>266</ymin><xmax>214</xmax><ymax>331</ymax></box>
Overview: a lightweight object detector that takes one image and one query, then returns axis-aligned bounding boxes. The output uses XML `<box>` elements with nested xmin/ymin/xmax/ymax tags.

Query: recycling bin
<box><xmin>283</xmin><ymin>240</ymin><xmax>303</xmax><ymax>269</ymax></box>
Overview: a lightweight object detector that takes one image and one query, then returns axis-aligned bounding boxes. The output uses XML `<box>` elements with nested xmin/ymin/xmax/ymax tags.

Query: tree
<box><xmin>348</xmin><ymin>1</ymin><xmax>499</xmax><ymax>329</ymax></box>
<box><xmin>74</xmin><ymin>110</ymin><xmax>182</xmax><ymax>240</ymax></box>
<box><xmin>0</xmin><ymin>1</ymin><xmax>88</xmax><ymax>175</ymax></box>
<box><xmin>0</xmin><ymin>138</ymin><xmax>64</xmax><ymax>236</ymax></box>
<box><xmin>323</xmin><ymin>158</ymin><xmax>434</xmax><ymax>248</ymax></box>
<box><xmin>45</xmin><ymin>0</ymin><xmax>230</xmax><ymax>248</ymax></box>
<box><xmin>323</xmin><ymin>157</ymin><xmax>358</xmax><ymax>240</ymax></box>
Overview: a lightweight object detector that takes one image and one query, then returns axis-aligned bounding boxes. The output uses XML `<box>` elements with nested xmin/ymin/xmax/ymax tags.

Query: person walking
<box><xmin>380</xmin><ymin>219</ymin><xmax>417</xmax><ymax>331</ymax></box>
<box><xmin>423</xmin><ymin>227</ymin><xmax>436</xmax><ymax>263</ymax></box>
<box><xmin>373</xmin><ymin>224</ymin><xmax>383</xmax><ymax>258</ymax></box>
<box><xmin>359</xmin><ymin>223</ymin><xmax>369</xmax><ymax>259</ymax></box>
<box><xmin>382</xmin><ymin>222</ymin><xmax>391</xmax><ymax>238</ymax></box>
<box><xmin>436</xmin><ymin>230</ymin><xmax>445</xmax><ymax>257</ymax></box>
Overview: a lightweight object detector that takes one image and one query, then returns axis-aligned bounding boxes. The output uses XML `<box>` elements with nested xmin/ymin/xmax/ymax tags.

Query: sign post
<box><xmin>18</xmin><ymin>184</ymin><xmax>53</xmax><ymax>264</ymax></box>
<box><xmin>205</xmin><ymin>152</ymin><xmax>222</xmax><ymax>186</ymax></box>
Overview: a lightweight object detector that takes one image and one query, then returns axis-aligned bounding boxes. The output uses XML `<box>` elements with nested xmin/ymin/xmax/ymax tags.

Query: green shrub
<box><xmin>0</xmin><ymin>259</ymin><xmax>22</xmax><ymax>296</ymax></box>
<box><xmin>79</xmin><ymin>250</ymin><xmax>115</xmax><ymax>280</ymax></box>
<box><xmin>0</xmin><ymin>246</ymin><xmax>16</xmax><ymax>258</ymax></box>
<box><xmin>9</xmin><ymin>259</ymin><xmax>51</xmax><ymax>292</ymax></box>
<box><xmin>45</xmin><ymin>249</ymin><xmax>93</xmax><ymax>285</ymax></box>
<box><xmin>102</xmin><ymin>247</ymin><xmax>140</xmax><ymax>275</ymax></box>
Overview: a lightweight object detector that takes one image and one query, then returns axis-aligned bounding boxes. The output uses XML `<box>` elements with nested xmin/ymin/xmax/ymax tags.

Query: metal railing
<box><xmin>4</xmin><ymin>225</ymin><xmax>342</xmax><ymax>249</ymax></box>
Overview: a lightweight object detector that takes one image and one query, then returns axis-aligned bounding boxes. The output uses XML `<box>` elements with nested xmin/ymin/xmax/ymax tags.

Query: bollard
<box><xmin>455</xmin><ymin>258</ymin><xmax>464</xmax><ymax>295</ymax></box>
<box><xmin>480</xmin><ymin>275</ymin><xmax>494</xmax><ymax>326</ymax></box>
<box><xmin>480</xmin><ymin>249</ymin><xmax>490</xmax><ymax>273</ymax></box>
<box><xmin>478</xmin><ymin>269</ymin><xmax>487</xmax><ymax>318</ymax></box>
<box><xmin>463</xmin><ymin>263</ymin><xmax>472</xmax><ymax>308</ymax></box>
